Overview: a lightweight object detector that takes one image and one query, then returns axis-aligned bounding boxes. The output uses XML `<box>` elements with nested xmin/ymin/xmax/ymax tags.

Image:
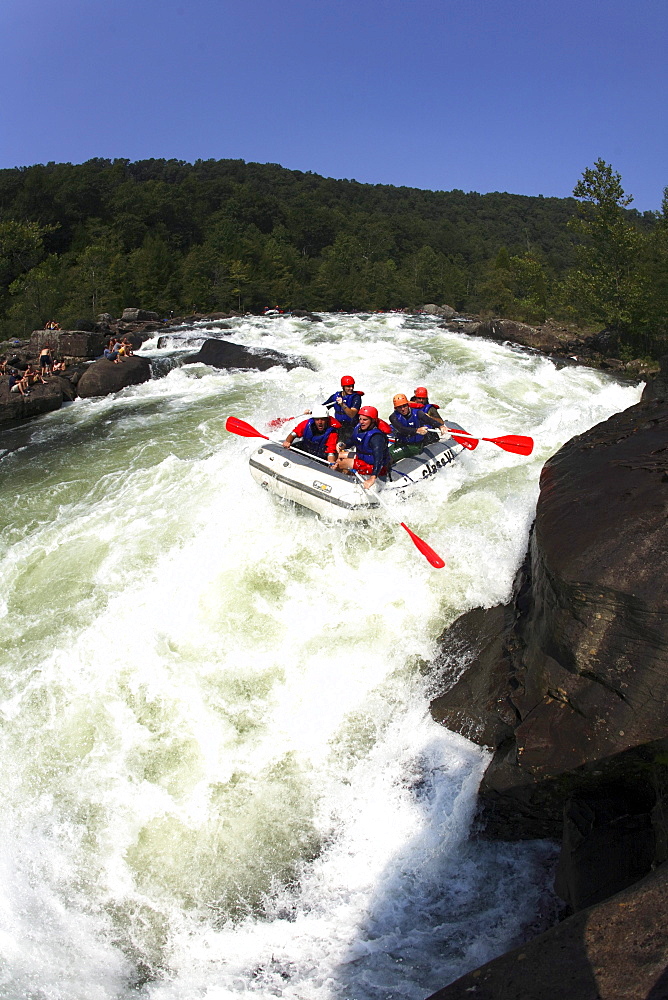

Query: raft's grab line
<box><xmin>249</xmin><ymin>446</ymin><xmax>380</xmax><ymax>512</ymax></box>
<box><xmin>247</xmin><ymin>423</ymin><xmax>467</xmax><ymax>521</ymax></box>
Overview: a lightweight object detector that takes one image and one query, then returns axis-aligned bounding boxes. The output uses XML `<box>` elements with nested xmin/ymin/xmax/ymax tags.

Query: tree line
<box><xmin>0</xmin><ymin>156</ymin><xmax>665</xmax><ymax>359</ymax></box>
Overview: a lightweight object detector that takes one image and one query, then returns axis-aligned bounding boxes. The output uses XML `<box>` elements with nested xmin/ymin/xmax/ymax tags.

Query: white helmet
<box><xmin>310</xmin><ymin>405</ymin><xmax>329</xmax><ymax>419</ymax></box>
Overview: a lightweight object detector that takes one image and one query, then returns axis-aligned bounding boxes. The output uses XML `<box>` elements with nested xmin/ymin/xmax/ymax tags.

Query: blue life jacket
<box><xmin>324</xmin><ymin>391</ymin><xmax>362</xmax><ymax>426</ymax></box>
<box><xmin>301</xmin><ymin>418</ymin><xmax>336</xmax><ymax>453</ymax></box>
<box><xmin>390</xmin><ymin>408</ymin><xmax>424</xmax><ymax>445</ymax></box>
<box><xmin>351</xmin><ymin>423</ymin><xmax>389</xmax><ymax>468</ymax></box>
<box><xmin>411</xmin><ymin>399</ymin><xmax>441</xmax><ymax>417</ymax></box>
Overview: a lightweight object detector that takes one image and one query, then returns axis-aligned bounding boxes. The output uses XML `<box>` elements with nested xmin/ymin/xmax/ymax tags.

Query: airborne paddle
<box><xmin>353</xmin><ymin>472</ymin><xmax>445</xmax><ymax>569</ymax></box>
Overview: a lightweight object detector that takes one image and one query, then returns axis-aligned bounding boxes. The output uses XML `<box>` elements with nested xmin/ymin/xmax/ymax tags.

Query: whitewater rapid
<box><xmin>0</xmin><ymin>313</ymin><xmax>642</xmax><ymax>999</ymax></box>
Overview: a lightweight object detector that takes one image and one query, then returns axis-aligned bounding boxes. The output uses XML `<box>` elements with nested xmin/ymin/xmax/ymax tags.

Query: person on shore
<box><xmin>52</xmin><ymin>358</ymin><xmax>66</xmax><ymax>372</ymax></box>
<box><xmin>25</xmin><ymin>364</ymin><xmax>47</xmax><ymax>387</ymax></box>
<box><xmin>323</xmin><ymin>376</ymin><xmax>363</xmax><ymax>445</ymax></box>
<box><xmin>333</xmin><ymin>405</ymin><xmax>390</xmax><ymax>490</ymax></box>
<box><xmin>388</xmin><ymin>393</ymin><xmax>442</xmax><ymax>460</ymax></box>
<box><xmin>282</xmin><ymin>407</ymin><xmax>341</xmax><ymax>464</ymax></box>
<box><xmin>104</xmin><ymin>338</ymin><xmax>122</xmax><ymax>363</ymax></box>
<box><xmin>39</xmin><ymin>345</ymin><xmax>53</xmax><ymax>376</ymax></box>
<box><xmin>8</xmin><ymin>369</ymin><xmax>30</xmax><ymax>396</ymax></box>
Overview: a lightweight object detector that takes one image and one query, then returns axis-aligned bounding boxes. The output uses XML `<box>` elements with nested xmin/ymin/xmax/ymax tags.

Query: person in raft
<box><xmin>333</xmin><ymin>405</ymin><xmax>390</xmax><ymax>490</ymax></box>
<box><xmin>388</xmin><ymin>393</ymin><xmax>442</xmax><ymax>461</ymax></box>
<box><xmin>409</xmin><ymin>386</ymin><xmax>446</xmax><ymax>429</ymax></box>
<box><xmin>323</xmin><ymin>375</ymin><xmax>363</xmax><ymax>446</ymax></box>
<box><xmin>282</xmin><ymin>406</ymin><xmax>341</xmax><ymax>464</ymax></box>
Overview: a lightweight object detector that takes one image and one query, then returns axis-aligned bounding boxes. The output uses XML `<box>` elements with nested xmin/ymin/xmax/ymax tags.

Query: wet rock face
<box><xmin>0</xmin><ymin>377</ymin><xmax>66</xmax><ymax>424</ymax></box>
<box><xmin>512</xmin><ymin>396</ymin><xmax>668</xmax><ymax>778</ymax></box>
<box><xmin>182</xmin><ymin>339</ymin><xmax>315</xmax><ymax>371</ymax></box>
<box><xmin>425</xmin><ymin>862</ymin><xmax>668</xmax><ymax>1000</ymax></box>
<box><xmin>429</xmin><ymin>382</ymin><xmax>668</xmax><ymax>907</ymax></box>
<box><xmin>77</xmin><ymin>356</ymin><xmax>152</xmax><ymax>398</ymax></box>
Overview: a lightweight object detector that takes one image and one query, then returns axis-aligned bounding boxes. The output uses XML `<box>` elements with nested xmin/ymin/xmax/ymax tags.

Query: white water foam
<box><xmin>0</xmin><ymin>314</ymin><xmax>643</xmax><ymax>999</ymax></box>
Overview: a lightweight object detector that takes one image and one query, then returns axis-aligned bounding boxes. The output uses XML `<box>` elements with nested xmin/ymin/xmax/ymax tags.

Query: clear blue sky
<box><xmin>2</xmin><ymin>0</ymin><xmax>666</xmax><ymax>211</ymax></box>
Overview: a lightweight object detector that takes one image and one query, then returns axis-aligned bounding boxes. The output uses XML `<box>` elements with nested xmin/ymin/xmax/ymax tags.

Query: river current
<box><xmin>0</xmin><ymin>313</ymin><xmax>642</xmax><ymax>1000</ymax></box>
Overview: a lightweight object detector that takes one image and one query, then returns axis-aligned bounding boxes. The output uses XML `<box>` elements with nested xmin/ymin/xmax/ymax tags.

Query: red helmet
<box><xmin>358</xmin><ymin>405</ymin><xmax>378</xmax><ymax>420</ymax></box>
<box><xmin>340</xmin><ymin>375</ymin><xmax>355</xmax><ymax>386</ymax></box>
<box><xmin>414</xmin><ymin>386</ymin><xmax>429</xmax><ymax>399</ymax></box>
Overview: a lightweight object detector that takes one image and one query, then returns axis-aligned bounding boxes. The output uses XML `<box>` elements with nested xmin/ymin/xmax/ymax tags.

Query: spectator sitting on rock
<box><xmin>0</xmin><ymin>356</ymin><xmax>6</xmax><ymax>374</ymax></box>
<box><xmin>52</xmin><ymin>358</ymin><xmax>66</xmax><ymax>372</ymax></box>
<box><xmin>25</xmin><ymin>364</ymin><xmax>47</xmax><ymax>386</ymax></box>
<box><xmin>121</xmin><ymin>337</ymin><xmax>134</xmax><ymax>357</ymax></box>
<box><xmin>103</xmin><ymin>338</ymin><xmax>122</xmax><ymax>363</ymax></box>
<box><xmin>8</xmin><ymin>369</ymin><xmax>30</xmax><ymax>396</ymax></box>
<box><xmin>112</xmin><ymin>337</ymin><xmax>128</xmax><ymax>361</ymax></box>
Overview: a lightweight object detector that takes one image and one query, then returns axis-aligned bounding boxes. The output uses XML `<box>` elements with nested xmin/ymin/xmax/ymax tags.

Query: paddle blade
<box><xmin>400</xmin><ymin>522</ymin><xmax>446</xmax><ymax>569</ymax></box>
<box><xmin>267</xmin><ymin>415</ymin><xmax>296</xmax><ymax>430</ymax></box>
<box><xmin>450</xmin><ymin>432</ymin><xmax>479</xmax><ymax>450</ymax></box>
<box><xmin>482</xmin><ymin>434</ymin><xmax>534</xmax><ymax>456</ymax></box>
<box><xmin>225</xmin><ymin>416</ymin><xmax>269</xmax><ymax>440</ymax></box>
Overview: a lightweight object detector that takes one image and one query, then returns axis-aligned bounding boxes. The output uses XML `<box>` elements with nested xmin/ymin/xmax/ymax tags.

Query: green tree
<box><xmin>128</xmin><ymin>234</ymin><xmax>179</xmax><ymax>312</ymax></box>
<box><xmin>7</xmin><ymin>255</ymin><xmax>66</xmax><ymax>335</ymax></box>
<box><xmin>0</xmin><ymin>220</ymin><xmax>52</xmax><ymax>289</ymax></box>
<box><xmin>565</xmin><ymin>159</ymin><xmax>645</xmax><ymax>331</ymax></box>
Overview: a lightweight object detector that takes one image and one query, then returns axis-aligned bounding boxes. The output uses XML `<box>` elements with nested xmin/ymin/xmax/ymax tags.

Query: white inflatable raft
<box><xmin>248</xmin><ymin>425</ymin><xmax>467</xmax><ymax>521</ymax></box>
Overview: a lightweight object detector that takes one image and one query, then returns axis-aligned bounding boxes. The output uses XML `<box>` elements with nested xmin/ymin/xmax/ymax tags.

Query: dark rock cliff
<box><xmin>430</xmin><ymin>362</ymin><xmax>668</xmax><ymax>916</ymax></box>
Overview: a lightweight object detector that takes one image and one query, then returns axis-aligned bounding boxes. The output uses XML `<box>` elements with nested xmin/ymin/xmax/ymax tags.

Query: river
<box><xmin>0</xmin><ymin>313</ymin><xmax>642</xmax><ymax>1000</ymax></box>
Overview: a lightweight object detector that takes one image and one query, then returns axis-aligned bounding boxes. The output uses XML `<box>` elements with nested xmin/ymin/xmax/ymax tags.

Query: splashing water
<box><xmin>0</xmin><ymin>313</ymin><xmax>642</xmax><ymax>999</ymax></box>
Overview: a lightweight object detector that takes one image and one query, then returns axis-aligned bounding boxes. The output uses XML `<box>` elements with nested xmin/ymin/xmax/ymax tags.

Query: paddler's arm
<box><xmin>338</xmin><ymin>392</ymin><xmax>361</xmax><ymax>420</ymax></box>
<box><xmin>325</xmin><ymin>428</ymin><xmax>338</xmax><ymax>465</ymax></box>
<box><xmin>283</xmin><ymin>419</ymin><xmax>308</xmax><ymax>448</ymax></box>
<box><xmin>417</xmin><ymin>410</ymin><xmax>444</xmax><ymax>432</ymax></box>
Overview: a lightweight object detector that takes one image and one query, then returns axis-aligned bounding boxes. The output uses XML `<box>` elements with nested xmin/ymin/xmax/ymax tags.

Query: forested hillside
<box><xmin>0</xmin><ymin>157</ymin><xmax>665</xmax><ymax>357</ymax></box>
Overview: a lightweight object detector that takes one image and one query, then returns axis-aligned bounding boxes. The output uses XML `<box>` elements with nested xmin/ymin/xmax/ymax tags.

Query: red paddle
<box><xmin>352</xmin><ymin>472</ymin><xmax>446</xmax><ymax>569</ymax></box>
<box><xmin>266</xmin><ymin>414</ymin><xmax>298</xmax><ymax>429</ymax></box>
<box><xmin>399</xmin><ymin>523</ymin><xmax>446</xmax><ymax>569</ymax></box>
<box><xmin>444</xmin><ymin>427</ymin><xmax>533</xmax><ymax>456</ymax></box>
<box><xmin>226</xmin><ymin>416</ymin><xmax>271</xmax><ymax>440</ymax></box>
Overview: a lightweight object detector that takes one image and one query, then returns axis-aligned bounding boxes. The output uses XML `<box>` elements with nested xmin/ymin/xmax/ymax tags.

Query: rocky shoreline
<box><xmin>427</xmin><ymin>357</ymin><xmax>668</xmax><ymax>998</ymax></box>
<box><xmin>1</xmin><ymin>306</ymin><xmax>659</xmax><ymax>429</ymax></box>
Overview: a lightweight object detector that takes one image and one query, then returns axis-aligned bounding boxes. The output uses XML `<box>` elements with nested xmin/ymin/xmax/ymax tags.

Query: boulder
<box><xmin>0</xmin><ymin>376</ymin><xmax>65</xmax><ymax>425</ymax></box>
<box><xmin>429</xmin><ymin>385</ymin><xmax>668</xmax><ymax>904</ymax></box>
<box><xmin>182</xmin><ymin>339</ymin><xmax>314</xmax><ymax>371</ymax></box>
<box><xmin>29</xmin><ymin>330</ymin><xmax>107</xmax><ymax>362</ymax></box>
<box><xmin>121</xmin><ymin>308</ymin><xmax>159</xmax><ymax>322</ymax></box>
<box><xmin>76</xmin><ymin>356</ymin><xmax>152</xmax><ymax>398</ymax></box>
<box><xmin>422</xmin><ymin>303</ymin><xmax>456</xmax><ymax>318</ymax></box>
<box><xmin>473</xmin><ymin>319</ymin><xmax>564</xmax><ymax>352</ymax></box>
<box><xmin>641</xmin><ymin>353</ymin><xmax>668</xmax><ymax>403</ymax></box>
<box><xmin>426</xmin><ymin>862</ymin><xmax>668</xmax><ymax>1000</ymax></box>
<box><xmin>291</xmin><ymin>309</ymin><xmax>323</xmax><ymax>322</ymax></box>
